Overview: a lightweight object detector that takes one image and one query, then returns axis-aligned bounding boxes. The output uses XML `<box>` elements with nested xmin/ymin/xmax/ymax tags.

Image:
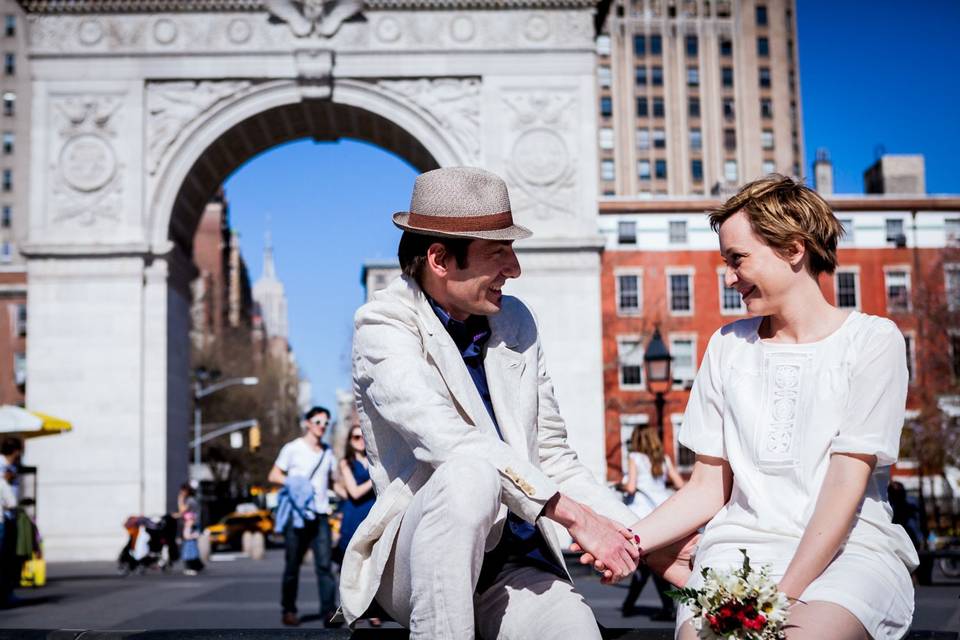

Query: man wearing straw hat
<box><xmin>340</xmin><ymin>167</ymin><xmax>689</xmax><ymax>638</ymax></box>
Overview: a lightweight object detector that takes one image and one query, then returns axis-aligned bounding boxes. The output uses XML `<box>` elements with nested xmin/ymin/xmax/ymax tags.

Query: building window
<box><xmin>759</xmin><ymin>67</ymin><xmax>771</xmax><ymax>88</ymax></box>
<box><xmin>651</xmin><ymin>34</ymin><xmax>662</xmax><ymax>55</ymax></box>
<box><xmin>2</xmin><ymin>131</ymin><xmax>12</xmax><ymax>154</ymax></box>
<box><xmin>674</xmin><ymin>414</ymin><xmax>696</xmax><ymax>468</ymax></box>
<box><xmin>951</xmin><ymin>333</ymin><xmax>960</xmax><ymax>380</ymax></box>
<box><xmin>4</xmin><ymin>16</ymin><xmax>15</xmax><ymax>38</ymax></box>
<box><xmin>0</xmin><ymin>240</ymin><xmax>10</xmax><ymax>263</ymax></box>
<box><xmin>723</xmin><ymin>98</ymin><xmax>735</xmax><ymax>120</ymax></box>
<box><xmin>634</xmin><ymin>34</ymin><xmax>646</xmax><ymax>56</ymax></box>
<box><xmin>668</xmin><ymin>272</ymin><xmax>693</xmax><ymax>314</ymax></box>
<box><xmin>757</xmin><ymin>37</ymin><xmax>769</xmax><ymax>57</ymax></box>
<box><xmin>655</xmin><ymin>159</ymin><xmax>667</xmax><ymax>179</ymax></box>
<box><xmin>637</xmin><ymin>160</ymin><xmax>651</xmax><ymax>180</ymax></box>
<box><xmin>598</xmin><ymin>127</ymin><xmax>614</xmax><ymax>150</ymax></box>
<box><xmin>601</xmin><ymin>159</ymin><xmax>615</xmax><ymax>181</ymax></box>
<box><xmin>669</xmin><ymin>336</ymin><xmax>696</xmax><ymax>384</ymax></box>
<box><xmin>686</xmin><ymin>35</ymin><xmax>698</xmax><ymax>56</ymax></box>
<box><xmin>904</xmin><ymin>333</ymin><xmax>916</xmax><ymax>385</ymax></box>
<box><xmin>0</xmin><ymin>205</ymin><xmax>9</xmax><ymax>228</ymax></box>
<box><xmin>885</xmin><ymin>269</ymin><xmax>911</xmax><ymax>313</ymax></box>
<box><xmin>760</xmin><ymin>98</ymin><xmax>773</xmax><ymax>118</ymax></box>
<box><xmin>636</xmin><ymin>97</ymin><xmax>649</xmax><ymax>117</ymax></box>
<box><xmin>722</xmin><ymin>67</ymin><xmax>734</xmax><ymax>88</ymax></box>
<box><xmin>596</xmin><ymin>35</ymin><xmax>611</xmax><ymax>56</ymax></box>
<box><xmin>687</xmin><ymin>67</ymin><xmax>699</xmax><ymax>86</ymax></box>
<box><xmin>13</xmin><ymin>352</ymin><xmax>25</xmax><ymax>386</ymax></box>
<box><xmin>946</xmin><ymin>218</ymin><xmax>960</xmax><ymax>245</ymax></box>
<box><xmin>3</xmin><ymin>92</ymin><xmax>14</xmax><ymax>117</ymax></box>
<box><xmin>598</xmin><ymin>65</ymin><xmax>612</xmax><ymax>88</ymax></box>
<box><xmin>762</xmin><ymin>160</ymin><xmax>775</xmax><ymax>175</ymax></box>
<box><xmin>653</xmin><ymin>128</ymin><xmax>666</xmax><ymax>149</ymax></box>
<box><xmin>761</xmin><ymin>129</ymin><xmax>774</xmax><ymax>149</ymax></box>
<box><xmin>653</xmin><ymin>97</ymin><xmax>664</xmax><ymax>117</ymax></box>
<box><xmin>724</xmin><ymin>160</ymin><xmax>738</xmax><ymax>182</ymax></box>
<box><xmin>617</xmin><ymin>273</ymin><xmax>642</xmax><ymax>314</ymax></box>
<box><xmin>618</xmin><ymin>338</ymin><xmax>644</xmax><ymax>388</ymax></box>
<box><xmin>691</xmin><ymin>159</ymin><xmax>703</xmax><ymax>182</ymax></box>
<box><xmin>756</xmin><ymin>5</ymin><xmax>768</xmax><ymax>25</ymax></box>
<box><xmin>3</xmin><ymin>53</ymin><xmax>13</xmax><ymax>76</ymax></box>
<box><xmin>719</xmin><ymin>38</ymin><xmax>732</xmax><ymax>56</ymax></box>
<box><xmin>600</xmin><ymin>96</ymin><xmax>613</xmax><ymax>117</ymax></box>
<box><xmin>618</xmin><ymin>220</ymin><xmax>637</xmax><ymax>245</ymax></box>
<box><xmin>724</xmin><ymin>128</ymin><xmax>736</xmax><ymax>151</ymax></box>
<box><xmin>2</xmin><ymin>169</ymin><xmax>11</xmax><ymax>192</ymax></box>
<box><xmin>886</xmin><ymin>218</ymin><xmax>905</xmax><ymax>244</ymax></box>
<box><xmin>688</xmin><ymin>97</ymin><xmax>700</xmax><ymax>117</ymax></box>
<box><xmin>835</xmin><ymin>270</ymin><xmax>860</xmax><ymax>309</ymax></box>
<box><xmin>946</xmin><ymin>265</ymin><xmax>960</xmax><ymax>312</ymax></box>
<box><xmin>689</xmin><ymin>128</ymin><xmax>702</xmax><ymax>150</ymax></box>
<box><xmin>839</xmin><ymin>218</ymin><xmax>854</xmax><ymax>245</ymax></box>
<box><xmin>719</xmin><ymin>271</ymin><xmax>746</xmax><ymax>314</ymax></box>
<box><xmin>652</xmin><ymin>66</ymin><xmax>663</xmax><ymax>87</ymax></box>
<box><xmin>635</xmin><ymin>66</ymin><xmax>647</xmax><ymax>86</ymax></box>
<box><xmin>669</xmin><ymin>220</ymin><xmax>688</xmax><ymax>244</ymax></box>
<box><xmin>636</xmin><ymin>129</ymin><xmax>650</xmax><ymax>150</ymax></box>
<box><xmin>14</xmin><ymin>303</ymin><xmax>25</xmax><ymax>337</ymax></box>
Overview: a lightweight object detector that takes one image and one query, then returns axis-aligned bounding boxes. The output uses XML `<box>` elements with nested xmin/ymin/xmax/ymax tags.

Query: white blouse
<box><xmin>679</xmin><ymin>312</ymin><xmax>919</xmax><ymax>574</ymax></box>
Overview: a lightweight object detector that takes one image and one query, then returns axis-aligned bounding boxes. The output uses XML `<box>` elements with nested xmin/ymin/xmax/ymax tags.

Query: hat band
<box><xmin>407</xmin><ymin>211</ymin><xmax>513</xmax><ymax>233</ymax></box>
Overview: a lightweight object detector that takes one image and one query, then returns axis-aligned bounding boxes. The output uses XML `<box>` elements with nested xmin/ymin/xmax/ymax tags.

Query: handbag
<box><xmin>181</xmin><ymin>538</ymin><xmax>199</xmax><ymax>562</ymax></box>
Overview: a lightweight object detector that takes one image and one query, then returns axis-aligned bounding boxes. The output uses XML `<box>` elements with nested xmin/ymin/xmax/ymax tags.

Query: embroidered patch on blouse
<box><xmin>758</xmin><ymin>352</ymin><xmax>812</xmax><ymax>466</ymax></box>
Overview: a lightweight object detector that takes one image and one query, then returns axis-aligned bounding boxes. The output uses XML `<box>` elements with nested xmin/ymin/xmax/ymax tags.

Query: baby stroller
<box><xmin>118</xmin><ymin>514</ymin><xmax>179</xmax><ymax>575</ymax></box>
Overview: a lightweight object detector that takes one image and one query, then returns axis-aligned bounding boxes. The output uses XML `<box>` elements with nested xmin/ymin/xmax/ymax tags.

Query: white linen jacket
<box><xmin>339</xmin><ymin>275</ymin><xmax>638</xmax><ymax>623</ymax></box>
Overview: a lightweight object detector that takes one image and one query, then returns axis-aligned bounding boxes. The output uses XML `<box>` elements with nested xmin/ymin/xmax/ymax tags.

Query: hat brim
<box><xmin>393</xmin><ymin>212</ymin><xmax>532</xmax><ymax>241</ymax></box>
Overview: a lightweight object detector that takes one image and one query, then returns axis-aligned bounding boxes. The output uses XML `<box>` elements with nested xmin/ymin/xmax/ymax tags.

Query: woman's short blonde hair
<box><xmin>709</xmin><ymin>174</ymin><xmax>843</xmax><ymax>275</ymax></box>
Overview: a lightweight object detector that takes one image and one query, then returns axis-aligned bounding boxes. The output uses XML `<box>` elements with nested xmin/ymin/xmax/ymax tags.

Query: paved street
<box><xmin>0</xmin><ymin>549</ymin><xmax>957</xmax><ymax>632</ymax></box>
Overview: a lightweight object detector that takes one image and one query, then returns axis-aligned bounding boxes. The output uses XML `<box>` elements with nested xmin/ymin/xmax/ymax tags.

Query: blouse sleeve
<box><xmin>831</xmin><ymin>318</ymin><xmax>908</xmax><ymax>467</ymax></box>
<box><xmin>678</xmin><ymin>329</ymin><xmax>726</xmax><ymax>459</ymax></box>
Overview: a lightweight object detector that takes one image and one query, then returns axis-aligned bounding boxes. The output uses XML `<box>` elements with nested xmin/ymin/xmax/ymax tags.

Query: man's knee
<box><xmin>429</xmin><ymin>457</ymin><xmax>501</xmax><ymax>524</ymax></box>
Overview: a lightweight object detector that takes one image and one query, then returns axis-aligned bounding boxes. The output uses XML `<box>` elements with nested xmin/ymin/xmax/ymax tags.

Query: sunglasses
<box><xmin>350</xmin><ymin>434</ymin><xmax>363</xmax><ymax>440</ymax></box>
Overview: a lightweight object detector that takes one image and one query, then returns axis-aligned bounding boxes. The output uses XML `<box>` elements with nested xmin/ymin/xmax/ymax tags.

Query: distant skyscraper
<box><xmin>595</xmin><ymin>0</ymin><xmax>804</xmax><ymax>196</ymax></box>
<box><xmin>253</xmin><ymin>228</ymin><xmax>289</xmax><ymax>341</ymax></box>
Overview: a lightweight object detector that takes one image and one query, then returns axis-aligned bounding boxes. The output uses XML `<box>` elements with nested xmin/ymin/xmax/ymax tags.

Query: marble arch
<box><xmin>18</xmin><ymin>0</ymin><xmax>607</xmax><ymax>560</ymax></box>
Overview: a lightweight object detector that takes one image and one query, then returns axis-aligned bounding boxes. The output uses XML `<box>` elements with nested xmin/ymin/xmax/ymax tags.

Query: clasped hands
<box><xmin>544</xmin><ymin>493</ymin><xmax>698</xmax><ymax>586</ymax></box>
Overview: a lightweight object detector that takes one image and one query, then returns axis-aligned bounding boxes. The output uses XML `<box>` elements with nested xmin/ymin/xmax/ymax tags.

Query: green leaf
<box><xmin>740</xmin><ymin>548</ymin><xmax>751</xmax><ymax>575</ymax></box>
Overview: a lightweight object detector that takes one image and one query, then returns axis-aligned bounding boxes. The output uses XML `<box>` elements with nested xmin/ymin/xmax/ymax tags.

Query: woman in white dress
<box><xmin>627</xmin><ymin>175</ymin><xmax>919</xmax><ymax>639</ymax></box>
<box><xmin>622</xmin><ymin>427</ymin><xmax>685</xmax><ymax>618</ymax></box>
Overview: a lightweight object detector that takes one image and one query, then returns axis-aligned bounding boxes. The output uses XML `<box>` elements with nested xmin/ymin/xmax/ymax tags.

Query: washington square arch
<box><xmin>18</xmin><ymin>0</ymin><xmax>608</xmax><ymax>560</ymax></box>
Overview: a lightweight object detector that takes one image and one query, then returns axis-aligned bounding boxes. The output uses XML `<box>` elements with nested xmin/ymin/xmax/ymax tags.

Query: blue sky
<box><xmin>224</xmin><ymin>1</ymin><xmax>959</xmax><ymax>419</ymax></box>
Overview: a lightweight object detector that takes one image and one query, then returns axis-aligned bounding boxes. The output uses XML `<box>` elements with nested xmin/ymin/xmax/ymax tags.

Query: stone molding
<box><xmin>18</xmin><ymin>0</ymin><xmax>596</xmax><ymax>12</ymax></box>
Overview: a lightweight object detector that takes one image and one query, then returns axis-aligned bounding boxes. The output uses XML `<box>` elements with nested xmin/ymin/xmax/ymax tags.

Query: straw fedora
<box><xmin>393</xmin><ymin>167</ymin><xmax>532</xmax><ymax>241</ymax></box>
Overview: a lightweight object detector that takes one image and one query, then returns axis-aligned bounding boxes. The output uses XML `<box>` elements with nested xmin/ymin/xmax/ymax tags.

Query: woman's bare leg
<box><xmin>785</xmin><ymin>601</ymin><xmax>869</xmax><ymax>640</ymax></box>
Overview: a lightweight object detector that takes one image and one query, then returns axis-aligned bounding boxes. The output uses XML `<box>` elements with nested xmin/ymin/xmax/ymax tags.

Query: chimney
<box><xmin>813</xmin><ymin>148</ymin><xmax>833</xmax><ymax>196</ymax></box>
<box><xmin>864</xmin><ymin>154</ymin><xmax>926</xmax><ymax>194</ymax></box>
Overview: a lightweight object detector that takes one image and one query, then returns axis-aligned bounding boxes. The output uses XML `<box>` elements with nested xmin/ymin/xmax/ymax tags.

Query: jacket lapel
<box><xmin>486</xmin><ymin>314</ymin><xmax>530</xmax><ymax>452</ymax></box>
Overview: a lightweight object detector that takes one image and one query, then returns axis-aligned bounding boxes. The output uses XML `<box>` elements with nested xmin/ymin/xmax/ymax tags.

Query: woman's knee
<box><xmin>784</xmin><ymin>601</ymin><xmax>869</xmax><ymax>640</ymax></box>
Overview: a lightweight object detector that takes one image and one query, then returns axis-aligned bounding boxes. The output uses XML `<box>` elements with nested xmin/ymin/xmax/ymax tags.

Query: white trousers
<box><xmin>374</xmin><ymin>457</ymin><xmax>602</xmax><ymax>640</ymax></box>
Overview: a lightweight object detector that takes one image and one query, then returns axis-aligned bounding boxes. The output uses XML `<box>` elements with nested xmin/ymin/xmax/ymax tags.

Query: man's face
<box><xmin>303</xmin><ymin>412</ymin><xmax>328</xmax><ymax>439</ymax></box>
<box><xmin>440</xmin><ymin>239</ymin><xmax>521</xmax><ymax>320</ymax></box>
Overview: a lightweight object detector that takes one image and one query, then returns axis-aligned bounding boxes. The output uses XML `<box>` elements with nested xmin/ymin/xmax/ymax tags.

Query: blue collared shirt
<box><xmin>428</xmin><ymin>298</ymin><xmax>566</xmax><ymax>589</ymax></box>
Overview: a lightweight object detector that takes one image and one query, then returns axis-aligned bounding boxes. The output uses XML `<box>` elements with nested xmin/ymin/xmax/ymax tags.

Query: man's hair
<box><xmin>304</xmin><ymin>406</ymin><xmax>330</xmax><ymax>422</ymax></box>
<box><xmin>709</xmin><ymin>174</ymin><xmax>843</xmax><ymax>276</ymax></box>
<box><xmin>397</xmin><ymin>231</ymin><xmax>472</xmax><ymax>282</ymax></box>
<box><xmin>1</xmin><ymin>437</ymin><xmax>23</xmax><ymax>457</ymax></box>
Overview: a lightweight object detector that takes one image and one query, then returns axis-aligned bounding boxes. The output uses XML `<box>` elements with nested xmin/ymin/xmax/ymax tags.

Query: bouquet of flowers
<box><xmin>669</xmin><ymin>549</ymin><xmax>790</xmax><ymax>640</ymax></box>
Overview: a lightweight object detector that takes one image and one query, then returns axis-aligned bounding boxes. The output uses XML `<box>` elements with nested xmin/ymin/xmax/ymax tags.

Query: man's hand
<box><xmin>543</xmin><ymin>494</ymin><xmax>639</xmax><ymax>582</ymax></box>
<box><xmin>573</xmin><ymin>532</ymin><xmax>699</xmax><ymax>587</ymax></box>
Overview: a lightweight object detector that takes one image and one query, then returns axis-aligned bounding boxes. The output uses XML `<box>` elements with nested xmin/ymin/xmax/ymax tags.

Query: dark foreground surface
<box><xmin>0</xmin><ymin>548</ymin><xmax>956</xmax><ymax>637</ymax></box>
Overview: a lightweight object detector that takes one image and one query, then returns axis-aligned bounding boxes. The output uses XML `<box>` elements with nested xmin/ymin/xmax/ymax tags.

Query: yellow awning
<box><xmin>27</xmin><ymin>411</ymin><xmax>72</xmax><ymax>437</ymax></box>
<box><xmin>0</xmin><ymin>406</ymin><xmax>72</xmax><ymax>438</ymax></box>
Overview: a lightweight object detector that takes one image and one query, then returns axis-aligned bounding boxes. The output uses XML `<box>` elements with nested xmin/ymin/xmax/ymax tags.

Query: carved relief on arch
<box><xmin>48</xmin><ymin>94</ymin><xmax>124</xmax><ymax>227</ymax></box>
<box><xmin>501</xmin><ymin>90</ymin><xmax>579</xmax><ymax>221</ymax></box>
<box><xmin>146</xmin><ymin>80</ymin><xmax>253</xmax><ymax>177</ymax></box>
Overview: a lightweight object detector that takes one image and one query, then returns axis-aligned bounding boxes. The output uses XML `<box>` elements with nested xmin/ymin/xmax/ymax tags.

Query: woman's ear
<box><xmin>787</xmin><ymin>239</ymin><xmax>806</xmax><ymax>267</ymax></box>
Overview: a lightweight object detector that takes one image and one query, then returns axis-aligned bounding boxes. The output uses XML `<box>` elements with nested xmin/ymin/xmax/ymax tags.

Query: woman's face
<box><xmin>719</xmin><ymin>210</ymin><xmax>804</xmax><ymax>317</ymax></box>
<box><xmin>350</xmin><ymin>429</ymin><xmax>366</xmax><ymax>453</ymax></box>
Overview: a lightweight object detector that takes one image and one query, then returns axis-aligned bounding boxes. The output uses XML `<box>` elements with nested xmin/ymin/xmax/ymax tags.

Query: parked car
<box><xmin>204</xmin><ymin>509</ymin><xmax>274</xmax><ymax>551</ymax></box>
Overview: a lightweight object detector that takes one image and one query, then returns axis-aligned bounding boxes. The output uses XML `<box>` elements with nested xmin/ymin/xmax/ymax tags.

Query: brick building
<box><xmin>599</xmin><ymin>188</ymin><xmax>960</xmax><ymax>482</ymax></box>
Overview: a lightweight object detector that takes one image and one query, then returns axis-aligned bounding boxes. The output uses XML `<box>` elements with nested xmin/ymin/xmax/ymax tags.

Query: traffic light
<box><xmin>249</xmin><ymin>423</ymin><xmax>261</xmax><ymax>451</ymax></box>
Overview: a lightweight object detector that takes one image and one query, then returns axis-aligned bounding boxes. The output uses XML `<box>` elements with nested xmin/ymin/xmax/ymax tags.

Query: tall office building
<box><xmin>596</xmin><ymin>0</ymin><xmax>804</xmax><ymax>196</ymax></box>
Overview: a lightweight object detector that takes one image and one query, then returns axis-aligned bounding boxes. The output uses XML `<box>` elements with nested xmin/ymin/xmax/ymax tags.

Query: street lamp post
<box><xmin>192</xmin><ymin>375</ymin><xmax>259</xmax><ymax>521</ymax></box>
<box><xmin>644</xmin><ymin>327</ymin><xmax>673</xmax><ymax>439</ymax></box>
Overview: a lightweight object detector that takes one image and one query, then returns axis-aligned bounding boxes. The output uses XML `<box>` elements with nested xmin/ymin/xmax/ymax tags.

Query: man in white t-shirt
<box><xmin>268</xmin><ymin>406</ymin><xmax>338</xmax><ymax>627</ymax></box>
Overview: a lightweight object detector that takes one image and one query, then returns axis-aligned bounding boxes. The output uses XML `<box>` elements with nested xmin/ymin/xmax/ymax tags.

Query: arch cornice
<box><xmin>18</xmin><ymin>0</ymin><xmax>596</xmax><ymax>12</ymax></box>
<box><xmin>148</xmin><ymin>77</ymin><xmax>470</xmax><ymax>254</ymax></box>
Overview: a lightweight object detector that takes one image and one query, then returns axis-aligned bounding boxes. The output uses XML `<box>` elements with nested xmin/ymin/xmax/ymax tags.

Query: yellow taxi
<box><xmin>204</xmin><ymin>506</ymin><xmax>274</xmax><ymax>550</ymax></box>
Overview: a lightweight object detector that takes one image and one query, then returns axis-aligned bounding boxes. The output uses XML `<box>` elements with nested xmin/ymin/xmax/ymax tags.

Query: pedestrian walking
<box><xmin>180</xmin><ymin>511</ymin><xmax>204</xmax><ymax>576</ymax></box>
<box><xmin>269</xmin><ymin>406</ymin><xmax>338</xmax><ymax>627</ymax></box>
<box><xmin>0</xmin><ymin>461</ymin><xmax>20</xmax><ymax>607</ymax></box>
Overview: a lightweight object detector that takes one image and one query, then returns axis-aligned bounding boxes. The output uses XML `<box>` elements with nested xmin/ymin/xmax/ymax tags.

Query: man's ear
<box><xmin>425</xmin><ymin>242</ymin><xmax>450</xmax><ymax>277</ymax></box>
